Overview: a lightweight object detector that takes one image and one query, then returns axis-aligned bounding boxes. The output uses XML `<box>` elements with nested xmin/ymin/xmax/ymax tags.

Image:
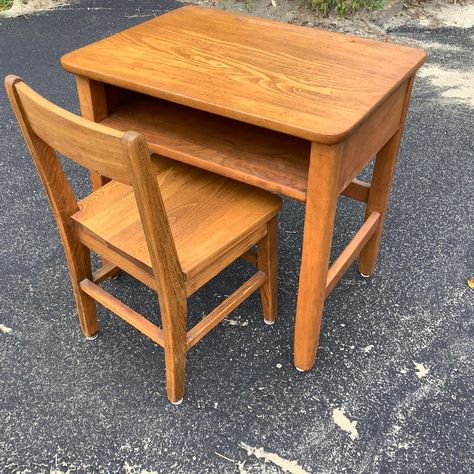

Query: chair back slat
<box><xmin>10</xmin><ymin>77</ymin><xmax>131</xmax><ymax>185</ymax></box>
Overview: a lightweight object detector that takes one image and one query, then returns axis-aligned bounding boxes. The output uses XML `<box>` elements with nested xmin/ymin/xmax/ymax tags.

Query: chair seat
<box><xmin>72</xmin><ymin>154</ymin><xmax>282</xmax><ymax>287</ymax></box>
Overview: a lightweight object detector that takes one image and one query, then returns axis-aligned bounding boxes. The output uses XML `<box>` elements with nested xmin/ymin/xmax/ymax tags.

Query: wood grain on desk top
<box><xmin>61</xmin><ymin>5</ymin><xmax>426</xmax><ymax>143</ymax></box>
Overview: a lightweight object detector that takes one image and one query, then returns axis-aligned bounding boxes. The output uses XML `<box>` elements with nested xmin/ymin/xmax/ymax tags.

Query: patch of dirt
<box><xmin>1</xmin><ymin>0</ymin><xmax>67</xmax><ymax>17</ymax></box>
<box><xmin>418</xmin><ymin>64</ymin><xmax>474</xmax><ymax>107</ymax></box>
<box><xmin>182</xmin><ymin>0</ymin><xmax>473</xmax><ymax>38</ymax></box>
<box><xmin>182</xmin><ymin>0</ymin><xmax>392</xmax><ymax>38</ymax></box>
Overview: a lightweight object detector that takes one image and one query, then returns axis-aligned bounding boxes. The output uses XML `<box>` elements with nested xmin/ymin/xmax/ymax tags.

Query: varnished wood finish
<box><xmin>341</xmin><ymin>179</ymin><xmax>370</xmax><ymax>203</ymax></box>
<box><xmin>62</xmin><ymin>6</ymin><xmax>425</xmax><ymax>143</ymax></box>
<box><xmin>293</xmin><ymin>141</ymin><xmax>343</xmax><ymax>370</ymax></box>
<box><xmin>80</xmin><ymin>279</ymin><xmax>165</xmax><ymax>347</ymax></box>
<box><xmin>241</xmin><ymin>249</ymin><xmax>258</xmax><ymax>267</ymax></box>
<box><xmin>102</xmin><ymin>92</ymin><xmax>375</xmax><ymax>202</ymax></box>
<box><xmin>6</xmin><ymin>76</ymin><xmax>282</xmax><ymax>403</ymax></box>
<box><xmin>102</xmin><ymin>94</ymin><xmax>310</xmax><ymax>201</ymax></box>
<box><xmin>61</xmin><ymin>6</ymin><xmax>425</xmax><ymax>377</ymax></box>
<box><xmin>92</xmin><ymin>262</ymin><xmax>121</xmax><ymax>284</ymax></box>
<box><xmin>257</xmin><ymin>217</ymin><xmax>278</xmax><ymax>323</ymax></box>
<box><xmin>359</xmin><ymin>77</ymin><xmax>416</xmax><ymax>276</ymax></box>
<box><xmin>124</xmin><ymin>131</ymin><xmax>188</xmax><ymax>402</ymax></box>
<box><xmin>337</xmin><ymin>80</ymin><xmax>410</xmax><ymax>192</ymax></box>
<box><xmin>80</xmin><ymin>230</ymin><xmax>157</xmax><ymax>289</ymax></box>
<box><xmin>185</xmin><ymin>226</ymin><xmax>267</xmax><ymax>296</ymax></box>
<box><xmin>14</xmin><ymin>80</ymin><xmax>130</xmax><ymax>184</ymax></box>
<box><xmin>73</xmin><ymin>164</ymin><xmax>280</xmax><ymax>285</ymax></box>
<box><xmin>76</xmin><ymin>76</ymin><xmax>110</xmax><ymax>190</ymax></box>
<box><xmin>76</xmin><ymin>76</ymin><xmax>108</xmax><ymax>122</ymax></box>
<box><xmin>325</xmin><ymin>211</ymin><xmax>380</xmax><ymax>297</ymax></box>
<box><xmin>5</xmin><ymin>75</ymin><xmax>98</xmax><ymax>338</ymax></box>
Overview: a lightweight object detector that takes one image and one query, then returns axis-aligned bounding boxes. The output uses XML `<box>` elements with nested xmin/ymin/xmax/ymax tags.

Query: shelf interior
<box><xmin>101</xmin><ymin>92</ymin><xmax>311</xmax><ymax>201</ymax></box>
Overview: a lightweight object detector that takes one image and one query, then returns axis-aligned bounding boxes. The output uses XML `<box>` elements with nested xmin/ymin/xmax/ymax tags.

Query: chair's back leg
<box><xmin>257</xmin><ymin>216</ymin><xmax>279</xmax><ymax>324</ymax></box>
<box><xmin>160</xmin><ymin>296</ymin><xmax>188</xmax><ymax>404</ymax></box>
<box><xmin>33</xmin><ymin>139</ymin><xmax>98</xmax><ymax>338</ymax></box>
<box><xmin>68</xmin><ymin>244</ymin><xmax>98</xmax><ymax>338</ymax></box>
<box><xmin>5</xmin><ymin>76</ymin><xmax>98</xmax><ymax>338</ymax></box>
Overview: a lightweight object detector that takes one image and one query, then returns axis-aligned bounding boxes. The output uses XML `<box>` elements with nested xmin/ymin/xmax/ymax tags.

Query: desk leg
<box><xmin>358</xmin><ymin>132</ymin><xmax>402</xmax><ymax>276</ymax></box>
<box><xmin>76</xmin><ymin>76</ymin><xmax>109</xmax><ymax>191</ymax></box>
<box><xmin>359</xmin><ymin>77</ymin><xmax>414</xmax><ymax>276</ymax></box>
<box><xmin>294</xmin><ymin>141</ymin><xmax>343</xmax><ymax>371</ymax></box>
<box><xmin>76</xmin><ymin>76</ymin><xmax>117</xmax><ymax>276</ymax></box>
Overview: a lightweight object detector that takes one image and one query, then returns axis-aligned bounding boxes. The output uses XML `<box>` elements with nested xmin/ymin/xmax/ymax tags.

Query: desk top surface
<box><xmin>62</xmin><ymin>6</ymin><xmax>426</xmax><ymax>143</ymax></box>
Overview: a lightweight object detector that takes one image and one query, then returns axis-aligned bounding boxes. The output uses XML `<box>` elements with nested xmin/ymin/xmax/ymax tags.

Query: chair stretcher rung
<box><xmin>80</xmin><ymin>279</ymin><xmax>164</xmax><ymax>347</ymax></box>
<box><xmin>186</xmin><ymin>271</ymin><xmax>267</xmax><ymax>350</ymax></box>
<box><xmin>92</xmin><ymin>262</ymin><xmax>121</xmax><ymax>284</ymax></box>
<box><xmin>325</xmin><ymin>211</ymin><xmax>381</xmax><ymax>297</ymax></box>
<box><xmin>241</xmin><ymin>249</ymin><xmax>258</xmax><ymax>266</ymax></box>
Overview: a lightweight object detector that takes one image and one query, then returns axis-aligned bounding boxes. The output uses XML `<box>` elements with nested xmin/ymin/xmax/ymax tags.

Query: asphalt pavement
<box><xmin>0</xmin><ymin>1</ymin><xmax>472</xmax><ymax>472</ymax></box>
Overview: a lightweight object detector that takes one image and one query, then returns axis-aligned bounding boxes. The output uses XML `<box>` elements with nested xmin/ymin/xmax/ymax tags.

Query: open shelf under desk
<box><xmin>101</xmin><ymin>95</ymin><xmax>311</xmax><ymax>201</ymax></box>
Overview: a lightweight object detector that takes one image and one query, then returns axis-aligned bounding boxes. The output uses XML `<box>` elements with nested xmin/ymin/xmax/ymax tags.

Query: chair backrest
<box><xmin>5</xmin><ymin>75</ymin><xmax>185</xmax><ymax>303</ymax></box>
<box><xmin>7</xmin><ymin>75</ymin><xmax>130</xmax><ymax>184</ymax></box>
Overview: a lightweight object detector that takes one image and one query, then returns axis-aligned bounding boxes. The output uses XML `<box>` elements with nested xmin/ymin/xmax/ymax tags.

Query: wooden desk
<box><xmin>62</xmin><ymin>6</ymin><xmax>426</xmax><ymax>371</ymax></box>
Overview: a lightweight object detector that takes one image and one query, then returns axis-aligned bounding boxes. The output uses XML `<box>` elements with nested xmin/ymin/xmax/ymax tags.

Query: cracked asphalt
<box><xmin>0</xmin><ymin>1</ymin><xmax>472</xmax><ymax>472</ymax></box>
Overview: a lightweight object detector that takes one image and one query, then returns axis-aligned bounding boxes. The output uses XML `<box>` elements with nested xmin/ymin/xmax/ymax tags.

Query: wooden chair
<box><xmin>5</xmin><ymin>75</ymin><xmax>282</xmax><ymax>404</ymax></box>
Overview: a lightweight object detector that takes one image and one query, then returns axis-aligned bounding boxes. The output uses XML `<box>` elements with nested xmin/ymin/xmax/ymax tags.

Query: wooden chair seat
<box><xmin>72</xmin><ymin>155</ymin><xmax>282</xmax><ymax>295</ymax></box>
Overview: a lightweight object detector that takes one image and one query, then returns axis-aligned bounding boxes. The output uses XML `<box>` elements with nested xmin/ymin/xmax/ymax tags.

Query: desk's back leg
<box><xmin>294</xmin><ymin>141</ymin><xmax>343</xmax><ymax>371</ymax></box>
<box><xmin>359</xmin><ymin>76</ymin><xmax>415</xmax><ymax>277</ymax></box>
<box><xmin>75</xmin><ymin>76</ymin><xmax>116</xmax><ymax>275</ymax></box>
<box><xmin>76</xmin><ymin>76</ymin><xmax>109</xmax><ymax>190</ymax></box>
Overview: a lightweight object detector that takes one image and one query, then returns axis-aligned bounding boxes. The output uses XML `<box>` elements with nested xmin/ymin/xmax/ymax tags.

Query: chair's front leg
<box><xmin>293</xmin><ymin>141</ymin><xmax>343</xmax><ymax>371</ymax></box>
<box><xmin>257</xmin><ymin>216</ymin><xmax>279</xmax><ymax>324</ymax></box>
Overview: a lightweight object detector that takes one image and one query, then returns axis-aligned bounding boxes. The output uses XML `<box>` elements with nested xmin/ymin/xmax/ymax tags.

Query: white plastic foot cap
<box><xmin>264</xmin><ymin>319</ymin><xmax>275</xmax><ymax>325</ymax></box>
<box><xmin>170</xmin><ymin>398</ymin><xmax>183</xmax><ymax>406</ymax></box>
<box><xmin>360</xmin><ymin>272</ymin><xmax>371</xmax><ymax>278</ymax></box>
<box><xmin>296</xmin><ymin>367</ymin><xmax>306</xmax><ymax>372</ymax></box>
<box><xmin>85</xmin><ymin>333</ymin><xmax>98</xmax><ymax>341</ymax></box>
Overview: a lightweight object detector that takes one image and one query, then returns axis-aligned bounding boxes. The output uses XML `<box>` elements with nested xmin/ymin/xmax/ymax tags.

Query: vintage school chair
<box><xmin>6</xmin><ymin>75</ymin><xmax>282</xmax><ymax>404</ymax></box>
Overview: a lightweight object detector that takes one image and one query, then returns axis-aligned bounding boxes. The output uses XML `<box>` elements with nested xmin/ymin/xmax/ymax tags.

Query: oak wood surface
<box><xmin>293</xmin><ymin>141</ymin><xmax>343</xmax><ymax>370</ymax></box>
<box><xmin>185</xmin><ymin>226</ymin><xmax>267</xmax><ymax>296</ymax></box>
<box><xmin>76</xmin><ymin>76</ymin><xmax>111</xmax><ymax>190</ymax></box>
<box><xmin>6</xmin><ymin>76</ymin><xmax>282</xmax><ymax>404</ymax></box>
<box><xmin>101</xmin><ymin>92</ymin><xmax>377</xmax><ymax>202</ymax></box>
<box><xmin>73</xmin><ymin>160</ymin><xmax>282</xmax><ymax>281</ymax></box>
<box><xmin>5</xmin><ymin>76</ymin><xmax>99</xmax><ymax>338</ymax></box>
<box><xmin>338</xmin><ymin>79</ymin><xmax>409</xmax><ymax>192</ymax></box>
<box><xmin>92</xmin><ymin>261</ymin><xmax>121</xmax><ymax>284</ymax></box>
<box><xmin>341</xmin><ymin>179</ymin><xmax>370</xmax><ymax>203</ymax></box>
<box><xmin>257</xmin><ymin>217</ymin><xmax>278</xmax><ymax>323</ymax></box>
<box><xmin>61</xmin><ymin>5</ymin><xmax>426</xmax><ymax>143</ymax></box>
<box><xmin>80</xmin><ymin>279</ymin><xmax>165</xmax><ymax>347</ymax></box>
<box><xmin>358</xmin><ymin>78</ymin><xmax>416</xmax><ymax>276</ymax></box>
<box><xmin>241</xmin><ymin>249</ymin><xmax>258</xmax><ymax>267</ymax></box>
<box><xmin>14</xmin><ymin>80</ymin><xmax>130</xmax><ymax>185</ymax></box>
<box><xmin>102</xmin><ymin>94</ymin><xmax>310</xmax><ymax>201</ymax></box>
<box><xmin>325</xmin><ymin>211</ymin><xmax>380</xmax><ymax>297</ymax></box>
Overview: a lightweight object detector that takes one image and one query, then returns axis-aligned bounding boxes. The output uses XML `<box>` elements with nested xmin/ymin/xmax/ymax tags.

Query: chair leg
<box><xmin>68</xmin><ymin>243</ymin><xmax>98</xmax><ymax>338</ymax></box>
<box><xmin>257</xmin><ymin>216</ymin><xmax>278</xmax><ymax>324</ymax></box>
<box><xmin>160</xmin><ymin>297</ymin><xmax>188</xmax><ymax>404</ymax></box>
